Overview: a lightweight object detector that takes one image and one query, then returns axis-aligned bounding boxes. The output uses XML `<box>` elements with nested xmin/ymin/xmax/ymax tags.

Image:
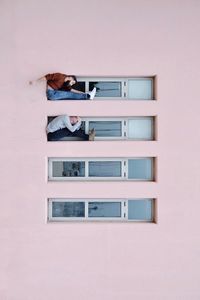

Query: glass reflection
<box><xmin>88</xmin><ymin>202</ymin><xmax>121</xmax><ymax>217</ymax></box>
<box><xmin>89</xmin><ymin>82</ymin><xmax>122</xmax><ymax>97</ymax></box>
<box><xmin>52</xmin><ymin>161</ymin><xmax>85</xmax><ymax>177</ymax></box>
<box><xmin>52</xmin><ymin>202</ymin><xmax>85</xmax><ymax>217</ymax></box>
<box><xmin>128</xmin><ymin>199</ymin><xmax>152</xmax><ymax>220</ymax></box>
<box><xmin>89</xmin><ymin>161</ymin><xmax>121</xmax><ymax>177</ymax></box>
<box><xmin>89</xmin><ymin>121</ymin><xmax>122</xmax><ymax>137</ymax></box>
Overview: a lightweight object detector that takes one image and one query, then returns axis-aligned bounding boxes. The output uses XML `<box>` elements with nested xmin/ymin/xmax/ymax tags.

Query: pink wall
<box><xmin>1</xmin><ymin>0</ymin><xmax>200</xmax><ymax>299</ymax></box>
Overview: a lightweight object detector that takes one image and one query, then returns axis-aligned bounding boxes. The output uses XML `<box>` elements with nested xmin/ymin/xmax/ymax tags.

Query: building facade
<box><xmin>1</xmin><ymin>0</ymin><xmax>200</xmax><ymax>299</ymax></box>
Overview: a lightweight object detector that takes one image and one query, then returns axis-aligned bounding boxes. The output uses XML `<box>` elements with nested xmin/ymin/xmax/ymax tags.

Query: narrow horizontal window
<box><xmin>77</xmin><ymin>77</ymin><xmax>155</xmax><ymax>100</ymax></box>
<box><xmin>47</xmin><ymin>116</ymin><xmax>155</xmax><ymax>141</ymax></box>
<box><xmin>48</xmin><ymin>157</ymin><xmax>155</xmax><ymax>181</ymax></box>
<box><xmin>48</xmin><ymin>198</ymin><xmax>156</xmax><ymax>222</ymax></box>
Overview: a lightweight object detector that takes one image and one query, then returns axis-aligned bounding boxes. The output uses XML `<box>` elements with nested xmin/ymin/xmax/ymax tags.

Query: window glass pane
<box><xmin>128</xmin><ymin>199</ymin><xmax>153</xmax><ymax>220</ymax></box>
<box><xmin>89</xmin><ymin>161</ymin><xmax>121</xmax><ymax>177</ymax></box>
<box><xmin>88</xmin><ymin>202</ymin><xmax>121</xmax><ymax>218</ymax></box>
<box><xmin>128</xmin><ymin>159</ymin><xmax>153</xmax><ymax>180</ymax></box>
<box><xmin>128</xmin><ymin>79</ymin><xmax>153</xmax><ymax>100</ymax></box>
<box><xmin>89</xmin><ymin>121</ymin><xmax>122</xmax><ymax>137</ymax></box>
<box><xmin>89</xmin><ymin>82</ymin><xmax>122</xmax><ymax>97</ymax></box>
<box><xmin>52</xmin><ymin>202</ymin><xmax>85</xmax><ymax>218</ymax></box>
<box><xmin>52</xmin><ymin>161</ymin><xmax>85</xmax><ymax>177</ymax></box>
<box><xmin>128</xmin><ymin>119</ymin><xmax>153</xmax><ymax>139</ymax></box>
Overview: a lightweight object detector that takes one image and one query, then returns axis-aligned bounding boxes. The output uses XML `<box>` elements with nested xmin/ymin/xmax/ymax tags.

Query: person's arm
<box><xmin>70</xmin><ymin>88</ymin><xmax>85</xmax><ymax>94</ymax></box>
<box><xmin>65</xmin><ymin>116</ymin><xmax>82</xmax><ymax>132</ymax></box>
<box><xmin>29</xmin><ymin>76</ymin><xmax>46</xmax><ymax>85</ymax></box>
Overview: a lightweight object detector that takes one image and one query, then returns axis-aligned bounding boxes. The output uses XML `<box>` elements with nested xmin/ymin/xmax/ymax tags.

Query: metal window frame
<box><xmin>48</xmin><ymin>198</ymin><xmax>155</xmax><ymax>222</ymax></box>
<box><xmin>77</xmin><ymin>77</ymin><xmax>155</xmax><ymax>100</ymax></box>
<box><xmin>47</xmin><ymin>116</ymin><xmax>155</xmax><ymax>141</ymax></box>
<box><xmin>48</xmin><ymin>157</ymin><xmax>155</xmax><ymax>181</ymax></box>
<box><xmin>82</xmin><ymin>116</ymin><xmax>154</xmax><ymax>141</ymax></box>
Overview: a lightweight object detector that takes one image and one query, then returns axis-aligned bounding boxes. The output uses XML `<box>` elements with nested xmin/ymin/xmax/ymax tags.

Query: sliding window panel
<box><xmin>128</xmin><ymin>199</ymin><xmax>153</xmax><ymax>221</ymax></box>
<box><xmin>128</xmin><ymin>79</ymin><xmax>153</xmax><ymax>100</ymax></box>
<box><xmin>89</xmin><ymin>81</ymin><xmax>122</xmax><ymax>97</ymax></box>
<box><xmin>89</xmin><ymin>121</ymin><xmax>122</xmax><ymax>137</ymax></box>
<box><xmin>88</xmin><ymin>202</ymin><xmax>121</xmax><ymax>218</ymax></box>
<box><xmin>88</xmin><ymin>161</ymin><xmax>122</xmax><ymax>177</ymax></box>
<box><xmin>52</xmin><ymin>161</ymin><xmax>85</xmax><ymax>178</ymax></box>
<box><xmin>52</xmin><ymin>201</ymin><xmax>85</xmax><ymax>218</ymax></box>
<box><xmin>128</xmin><ymin>158</ymin><xmax>153</xmax><ymax>180</ymax></box>
<box><xmin>128</xmin><ymin>118</ymin><xmax>153</xmax><ymax>140</ymax></box>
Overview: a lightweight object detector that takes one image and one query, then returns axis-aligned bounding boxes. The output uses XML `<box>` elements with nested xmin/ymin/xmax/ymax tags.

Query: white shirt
<box><xmin>47</xmin><ymin>115</ymin><xmax>81</xmax><ymax>133</ymax></box>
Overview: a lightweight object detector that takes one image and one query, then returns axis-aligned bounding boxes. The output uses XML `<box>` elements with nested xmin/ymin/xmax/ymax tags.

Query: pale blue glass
<box><xmin>128</xmin><ymin>159</ymin><xmax>152</xmax><ymax>180</ymax></box>
<box><xmin>89</xmin><ymin>121</ymin><xmax>122</xmax><ymax>137</ymax></box>
<box><xmin>89</xmin><ymin>161</ymin><xmax>121</xmax><ymax>177</ymax></box>
<box><xmin>128</xmin><ymin>79</ymin><xmax>153</xmax><ymax>100</ymax></box>
<box><xmin>88</xmin><ymin>202</ymin><xmax>121</xmax><ymax>218</ymax></box>
<box><xmin>52</xmin><ymin>202</ymin><xmax>85</xmax><ymax>217</ymax></box>
<box><xmin>128</xmin><ymin>118</ymin><xmax>153</xmax><ymax>139</ymax></box>
<box><xmin>89</xmin><ymin>82</ymin><xmax>122</xmax><ymax>97</ymax></box>
<box><xmin>128</xmin><ymin>199</ymin><xmax>153</xmax><ymax>220</ymax></box>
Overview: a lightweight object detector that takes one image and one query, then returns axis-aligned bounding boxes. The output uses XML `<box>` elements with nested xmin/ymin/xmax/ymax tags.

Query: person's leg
<box><xmin>48</xmin><ymin>128</ymin><xmax>90</xmax><ymax>141</ymax></box>
<box><xmin>47</xmin><ymin>128</ymin><xmax>71</xmax><ymax>141</ymax></box>
<box><xmin>71</xmin><ymin>129</ymin><xmax>89</xmax><ymax>140</ymax></box>
<box><xmin>47</xmin><ymin>89</ymin><xmax>90</xmax><ymax>100</ymax></box>
<box><xmin>72</xmin><ymin>128</ymin><xmax>95</xmax><ymax>141</ymax></box>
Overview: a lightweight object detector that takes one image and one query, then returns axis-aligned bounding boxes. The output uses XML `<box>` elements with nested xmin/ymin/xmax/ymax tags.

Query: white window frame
<box><xmin>77</xmin><ymin>77</ymin><xmax>155</xmax><ymax>100</ymax></box>
<box><xmin>48</xmin><ymin>157</ymin><xmax>155</xmax><ymax>181</ymax></box>
<box><xmin>82</xmin><ymin>116</ymin><xmax>154</xmax><ymax>141</ymax></box>
<box><xmin>48</xmin><ymin>198</ymin><xmax>155</xmax><ymax>222</ymax></box>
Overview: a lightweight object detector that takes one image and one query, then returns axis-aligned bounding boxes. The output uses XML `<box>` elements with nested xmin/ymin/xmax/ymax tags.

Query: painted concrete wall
<box><xmin>1</xmin><ymin>0</ymin><xmax>200</xmax><ymax>299</ymax></box>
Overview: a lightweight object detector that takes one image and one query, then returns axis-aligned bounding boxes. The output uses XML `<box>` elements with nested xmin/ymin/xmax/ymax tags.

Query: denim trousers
<box><xmin>48</xmin><ymin>128</ymin><xmax>89</xmax><ymax>141</ymax></box>
<box><xmin>47</xmin><ymin>89</ymin><xmax>89</xmax><ymax>100</ymax></box>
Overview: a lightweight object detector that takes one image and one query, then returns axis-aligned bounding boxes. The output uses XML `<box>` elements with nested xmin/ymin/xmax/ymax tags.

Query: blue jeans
<box><xmin>47</xmin><ymin>89</ymin><xmax>90</xmax><ymax>100</ymax></box>
<box><xmin>48</xmin><ymin>128</ymin><xmax>89</xmax><ymax>141</ymax></box>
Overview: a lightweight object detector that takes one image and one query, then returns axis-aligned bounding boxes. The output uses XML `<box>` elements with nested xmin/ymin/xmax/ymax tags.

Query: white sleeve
<box><xmin>65</xmin><ymin>116</ymin><xmax>82</xmax><ymax>132</ymax></box>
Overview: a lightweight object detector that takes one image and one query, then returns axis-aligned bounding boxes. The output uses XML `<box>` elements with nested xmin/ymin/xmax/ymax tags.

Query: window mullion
<box><xmin>124</xmin><ymin>79</ymin><xmax>128</xmax><ymax>99</ymax></box>
<box><xmin>48</xmin><ymin>199</ymin><xmax>53</xmax><ymax>220</ymax></box>
<box><xmin>85</xmin><ymin>160</ymin><xmax>89</xmax><ymax>178</ymax></box>
<box><xmin>48</xmin><ymin>158</ymin><xmax>52</xmax><ymax>179</ymax></box>
<box><xmin>122</xmin><ymin>159</ymin><xmax>127</xmax><ymax>179</ymax></box>
<box><xmin>121</xmin><ymin>200</ymin><xmax>126</xmax><ymax>220</ymax></box>
<box><xmin>85</xmin><ymin>120</ymin><xmax>89</xmax><ymax>134</ymax></box>
<box><xmin>86</xmin><ymin>80</ymin><xmax>89</xmax><ymax>92</ymax></box>
<box><xmin>125</xmin><ymin>200</ymin><xmax>128</xmax><ymax>220</ymax></box>
<box><xmin>123</xmin><ymin>119</ymin><xmax>128</xmax><ymax>139</ymax></box>
<box><xmin>85</xmin><ymin>201</ymin><xmax>88</xmax><ymax>219</ymax></box>
<box><xmin>126</xmin><ymin>159</ymin><xmax>128</xmax><ymax>179</ymax></box>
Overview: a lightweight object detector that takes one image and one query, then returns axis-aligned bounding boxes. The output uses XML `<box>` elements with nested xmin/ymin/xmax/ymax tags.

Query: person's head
<box><xmin>70</xmin><ymin>116</ymin><xmax>78</xmax><ymax>124</ymax></box>
<box><xmin>65</xmin><ymin>75</ymin><xmax>77</xmax><ymax>86</ymax></box>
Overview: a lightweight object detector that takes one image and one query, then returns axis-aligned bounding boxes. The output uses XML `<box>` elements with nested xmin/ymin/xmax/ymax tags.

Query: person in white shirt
<box><xmin>47</xmin><ymin>115</ymin><xmax>95</xmax><ymax>141</ymax></box>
